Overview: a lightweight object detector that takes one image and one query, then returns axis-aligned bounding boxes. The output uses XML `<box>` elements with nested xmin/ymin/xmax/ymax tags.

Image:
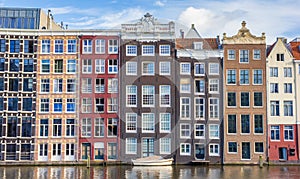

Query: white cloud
<box><xmin>154</xmin><ymin>1</ymin><xmax>165</xmax><ymax>7</ymax></box>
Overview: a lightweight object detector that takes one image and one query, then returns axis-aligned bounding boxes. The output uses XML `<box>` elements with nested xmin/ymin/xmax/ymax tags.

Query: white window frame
<box><xmin>209</xmin><ymin>124</ymin><xmax>219</xmax><ymax>139</ymax></box>
<box><xmin>159</xmin><ymin>85</ymin><xmax>170</xmax><ymax>107</ymax></box>
<box><xmin>209</xmin><ymin>63</ymin><xmax>219</xmax><ymax>75</ymax></box>
<box><xmin>160</xmin><ymin>113</ymin><xmax>171</xmax><ymax>133</ymax></box>
<box><xmin>194</xmin><ymin>63</ymin><xmax>205</xmax><ymax>76</ymax></box>
<box><xmin>67</xmin><ymin>59</ymin><xmax>76</xmax><ymax>74</ymax></box>
<box><xmin>107</xmin><ymin>78</ymin><xmax>118</xmax><ymax>93</ymax></box>
<box><xmin>95</xmin><ymin>39</ymin><xmax>105</xmax><ymax>54</ymax></box>
<box><xmin>126</xmin><ymin>45</ymin><xmax>137</xmax><ymax>56</ymax></box>
<box><xmin>180</xmin><ymin>63</ymin><xmax>191</xmax><ymax>75</ymax></box>
<box><xmin>108</xmin><ymin>39</ymin><xmax>118</xmax><ymax>54</ymax></box>
<box><xmin>142</xmin><ymin>61</ymin><xmax>155</xmax><ymax>75</ymax></box>
<box><xmin>108</xmin><ymin>59</ymin><xmax>118</xmax><ymax>74</ymax></box>
<box><xmin>126</xmin><ymin>138</ymin><xmax>137</xmax><ymax>154</ymax></box>
<box><xmin>180</xmin><ymin>123</ymin><xmax>191</xmax><ymax>138</ymax></box>
<box><xmin>82</xmin><ymin>59</ymin><xmax>92</xmax><ymax>74</ymax></box>
<box><xmin>82</xmin><ymin>98</ymin><xmax>92</xmax><ymax>113</ymax></box>
<box><xmin>209</xmin><ymin>144</ymin><xmax>219</xmax><ymax>156</ymax></box>
<box><xmin>159</xmin><ymin>45</ymin><xmax>170</xmax><ymax>56</ymax></box>
<box><xmin>209</xmin><ymin>98</ymin><xmax>219</xmax><ymax>119</ymax></box>
<box><xmin>180</xmin><ymin>78</ymin><xmax>191</xmax><ymax>93</ymax></box>
<box><xmin>194</xmin><ymin>124</ymin><xmax>205</xmax><ymax>139</ymax></box>
<box><xmin>180</xmin><ymin>97</ymin><xmax>190</xmax><ymax>119</ymax></box>
<box><xmin>126</xmin><ymin>113</ymin><xmax>137</xmax><ymax>133</ymax></box>
<box><xmin>160</xmin><ymin>138</ymin><xmax>171</xmax><ymax>154</ymax></box>
<box><xmin>195</xmin><ymin>97</ymin><xmax>205</xmax><ymax>120</ymax></box>
<box><xmin>253</xmin><ymin>49</ymin><xmax>261</xmax><ymax>60</ymax></box>
<box><xmin>209</xmin><ymin>79</ymin><xmax>219</xmax><ymax>93</ymax></box>
<box><xmin>142</xmin><ymin>45</ymin><xmax>155</xmax><ymax>56</ymax></box>
<box><xmin>142</xmin><ymin>85</ymin><xmax>155</xmax><ymax>107</ymax></box>
<box><xmin>126</xmin><ymin>85</ymin><xmax>137</xmax><ymax>107</ymax></box>
<box><xmin>82</xmin><ymin>39</ymin><xmax>92</xmax><ymax>54</ymax></box>
<box><xmin>159</xmin><ymin>61</ymin><xmax>170</xmax><ymax>75</ymax></box>
<box><xmin>180</xmin><ymin>143</ymin><xmax>191</xmax><ymax>156</ymax></box>
<box><xmin>239</xmin><ymin>49</ymin><xmax>249</xmax><ymax>63</ymax></box>
<box><xmin>126</xmin><ymin>62</ymin><xmax>137</xmax><ymax>75</ymax></box>
<box><xmin>95</xmin><ymin>59</ymin><xmax>105</xmax><ymax>74</ymax></box>
<box><xmin>228</xmin><ymin>49</ymin><xmax>235</xmax><ymax>60</ymax></box>
<box><xmin>142</xmin><ymin>113</ymin><xmax>155</xmax><ymax>133</ymax></box>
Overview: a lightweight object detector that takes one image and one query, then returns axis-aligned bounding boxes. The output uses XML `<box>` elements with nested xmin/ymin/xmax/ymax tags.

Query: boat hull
<box><xmin>132</xmin><ymin>159</ymin><xmax>173</xmax><ymax>166</ymax></box>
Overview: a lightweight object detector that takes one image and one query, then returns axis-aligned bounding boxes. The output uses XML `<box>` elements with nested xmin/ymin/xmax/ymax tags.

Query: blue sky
<box><xmin>1</xmin><ymin>0</ymin><xmax>300</xmax><ymax>44</ymax></box>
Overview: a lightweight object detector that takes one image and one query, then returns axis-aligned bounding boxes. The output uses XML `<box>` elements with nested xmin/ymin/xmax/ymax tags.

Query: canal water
<box><xmin>0</xmin><ymin>165</ymin><xmax>299</xmax><ymax>179</ymax></box>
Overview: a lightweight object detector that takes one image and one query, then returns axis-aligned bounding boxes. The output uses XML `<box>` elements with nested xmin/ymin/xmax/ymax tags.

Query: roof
<box><xmin>290</xmin><ymin>38</ymin><xmax>300</xmax><ymax>60</ymax></box>
<box><xmin>185</xmin><ymin>24</ymin><xmax>201</xmax><ymax>39</ymax></box>
<box><xmin>176</xmin><ymin>38</ymin><xmax>219</xmax><ymax>50</ymax></box>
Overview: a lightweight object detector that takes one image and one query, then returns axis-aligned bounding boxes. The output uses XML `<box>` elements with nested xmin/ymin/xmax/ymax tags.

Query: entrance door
<box><xmin>195</xmin><ymin>144</ymin><xmax>205</xmax><ymax>160</ymax></box>
<box><xmin>82</xmin><ymin>143</ymin><xmax>91</xmax><ymax>160</ymax></box>
<box><xmin>241</xmin><ymin>142</ymin><xmax>250</xmax><ymax>160</ymax></box>
<box><xmin>279</xmin><ymin>147</ymin><xmax>287</xmax><ymax>160</ymax></box>
<box><xmin>142</xmin><ymin>138</ymin><xmax>154</xmax><ymax>157</ymax></box>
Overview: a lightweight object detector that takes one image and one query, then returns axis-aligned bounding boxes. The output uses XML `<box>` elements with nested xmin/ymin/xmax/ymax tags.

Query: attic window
<box><xmin>194</xmin><ymin>42</ymin><xmax>203</xmax><ymax>50</ymax></box>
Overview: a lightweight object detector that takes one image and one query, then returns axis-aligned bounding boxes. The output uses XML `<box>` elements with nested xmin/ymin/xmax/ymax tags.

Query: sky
<box><xmin>1</xmin><ymin>0</ymin><xmax>300</xmax><ymax>44</ymax></box>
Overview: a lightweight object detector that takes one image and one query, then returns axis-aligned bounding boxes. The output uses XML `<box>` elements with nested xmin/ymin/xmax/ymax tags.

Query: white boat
<box><xmin>131</xmin><ymin>155</ymin><xmax>173</xmax><ymax>166</ymax></box>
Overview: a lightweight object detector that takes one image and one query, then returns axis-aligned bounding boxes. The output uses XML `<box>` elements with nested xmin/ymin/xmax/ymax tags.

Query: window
<box><xmin>41</xmin><ymin>39</ymin><xmax>50</xmax><ymax>53</ymax></box>
<box><xmin>160</xmin><ymin>113</ymin><xmax>171</xmax><ymax>133</ymax></box>
<box><xmin>195</xmin><ymin>63</ymin><xmax>205</xmax><ymax>76</ymax></box>
<box><xmin>209</xmin><ymin>79</ymin><xmax>219</xmax><ymax>93</ymax></box>
<box><xmin>253</xmin><ymin>69</ymin><xmax>263</xmax><ymax>84</ymax></box>
<box><xmin>67</xmin><ymin>59</ymin><xmax>76</xmax><ymax>73</ymax></box>
<box><xmin>53</xmin><ymin>119</ymin><xmax>62</xmax><ymax>137</ymax></box>
<box><xmin>41</xmin><ymin>59</ymin><xmax>50</xmax><ymax>73</ymax></box>
<box><xmin>227</xmin><ymin>92</ymin><xmax>236</xmax><ymax>107</ymax></box>
<box><xmin>142</xmin><ymin>85</ymin><xmax>155</xmax><ymax>107</ymax></box>
<box><xmin>270</xmin><ymin>101</ymin><xmax>280</xmax><ymax>116</ymax></box>
<box><xmin>8</xmin><ymin>98</ymin><xmax>18</xmax><ymax>111</ymax></box>
<box><xmin>228</xmin><ymin>115</ymin><xmax>236</xmax><ymax>133</ymax></box>
<box><xmin>23</xmin><ymin>59</ymin><xmax>34</xmax><ymax>72</ymax></box>
<box><xmin>142</xmin><ymin>45</ymin><xmax>154</xmax><ymax>56</ymax></box>
<box><xmin>126</xmin><ymin>85</ymin><xmax>137</xmax><ymax>107</ymax></box>
<box><xmin>23</xmin><ymin>78</ymin><xmax>33</xmax><ymax>92</ymax></box>
<box><xmin>54</xmin><ymin>59</ymin><xmax>63</xmax><ymax>73</ymax></box>
<box><xmin>284</xmin><ymin>83</ymin><xmax>292</xmax><ymax>93</ymax></box>
<box><xmin>40</xmin><ymin>79</ymin><xmax>50</xmax><ymax>93</ymax></box>
<box><xmin>82</xmin><ymin>59</ymin><xmax>92</xmax><ymax>73</ymax></box>
<box><xmin>10</xmin><ymin>59</ymin><xmax>19</xmax><ymax>72</ymax></box>
<box><xmin>159</xmin><ymin>45</ymin><xmax>170</xmax><ymax>56</ymax></box>
<box><xmin>126</xmin><ymin>138</ymin><xmax>137</xmax><ymax>154</ymax></box>
<box><xmin>180</xmin><ymin>123</ymin><xmax>191</xmax><ymax>138</ymax></box>
<box><xmin>270</xmin><ymin>67</ymin><xmax>278</xmax><ymax>77</ymax></box>
<box><xmin>54</xmin><ymin>39</ymin><xmax>63</xmax><ymax>53</ymax></box>
<box><xmin>284</xmin><ymin>126</ymin><xmax>293</xmax><ymax>141</ymax></box>
<box><xmin>82</xmin><ymin>98</ymin><xmax>92</xmax><ymax>113</ymax></box>
<box><xmin>107</xmin><ymin>78</ymin><xmax>118</xmax><ymax>93</ymax></box>
<box><xmin>108</xmin><ymin>39</ymin><xmax>118</xmax><ymax>54</ymax></box>
<box><xmin>9</xmin><ymin>78</ymin><xmax>18</xmax><ymax>91</ymax></box>
<box><xmin>107</xmin><ymin>118</ymin><xmax>118</xmax><ymax>137</ymax></box>
<box><xmin>228</xmin><ymin>142</ymin><xmax>237</xmax><ymax>153</ymax></box>
<box><xmin>180</xmin><ymin>63</ymin><xmax>190</xmax><ymax>74</ymax></box>
<box><xmin>270</xmin><ymin>83</ymin><xmax>278</xmax><ymax>93</ymax></box>
<box><xmin>0</xmin><ymin>98</ymin><xmax>3</xmax><ymax>111</ymax></box>
<box><xmin>270</xmin><ymin>125</ymin><xmax>280</xmax><ymax>140</ymax></box>
<box><xmin>209</xmin><ymin>144</ymin><xmax>219</xmax><ymax>156</ymax></box>
<box><xmin>66</xmin><ymin>98</ymin><xmax>76</xmax><ymax>113</ymax></box>
<box><xmin>240</xmin><ymin>69</ymin><xmax>249</xmax><ymax>85</ymax></box>
<box><xmin>209</xmin><ymin>98</ymin><xmax>219</xmax><ymax>119</ymax></box>
<box><xmin>239</xmin><ymin>50</ymin><xmax>249</xmax><ymax>63</ymax></box>
<box><xmin>241</xmin><ymin>115</ymin><xmax>250</xmax><ymax>133</ymax></box>
<box><xmin>67</xmin><ymin>79</ymin><xmax>76</xmax><ymax>93</ymax></box>
<box><xmin>0</xmin><ymin>39</ymin><xmax>5</xmax><ymax>52</ymax></box>
<box><xmin>142</xmin><ymin>62</ymin><xmax>154</xmax><ymax>75</ymax></box>
<box><xmin>39</xmin><ymin>144</ymin><xmax>48</xmax><ymax>158</ymax></box>
<box><xmin>159</xmin><ymin>62</ymin><xmax>170</xmax><ymax>75</ymax></box>
<box><xmin>22</xmin><ymin>98</ymin><xmax>32</xmax><ymax>111</ymax></box>
<box><xmin>39</xmin><ymin>119</ymin><xmax>48</xmax><ymax>137</ymax></box>
<box><xmin>95</xmin><ymin>98</ymin><xmax>104</xmax><ymax>113</ymax></box>
<box><xmin>126</xmin><ymin>45</ymin><xmax>137</xmax><ymax>56</ymax></box>
<box><xmin>0</xmin><ymin>58</ymin><xmax>4</xmax><ymax>71</ymax></box>
<box><xmin>209</xmin><ymin>124</ymin><xmax>219</xmax><ymax>139</ymax></box>
<box><xmin>180</xmin><ymin>143</ymin><xmax>191</xmax><ymax>156</ymax></box>
<box><xmin>53</xmin><ymin>79</ymin><xmax>63</xmax><ymax>93</ymax></box>
<box><xmin>95</xmin><ymin>118</ymin><xmax>104</xmax><ymax>137</ymax></box>
<box><xmin>108</xmin><ymin>59</ymin><xmax>118</xmax><ymax>73</ymax></box>
<box><xmin>95</xmin><ymin>59</ymin><xmax>105</xmax><ymax>74</ymax></box>
<box><xmin>22</xmin><ymin>117</ymin><xmax>32</xmax><ymax>137</ymax></box>
<box><xmin>126</xmin><ymin>62</ymin><xmax>137</xmax><ymax>75</ymax></box>
<box><xmin>180</xmin><ymin>97</ymin><xmax>190</xmax><ymax>119</ymax></box>
<box><xmin>255</xmin><ymin>142</ymin><xmax>263</xmax><ymax>153</ymax></box>
<box><xmin>83</xmin><ymin>39</ymin><xmax>92</xmax><ymax>53</ymax></box>
<box><xmin>142</xmin><ymin>113</ymin><xmax>155</xmax><ymax>133</ymax></box>
<box><xmin>40</xmin><ymin>98</ymin><xmax>49</xmax><ymax>112</ymax></box>
<box><xmin>67</xmin><ymin>39</ymin><xmax>77</xmax><ymax>53</ymax></box>
<box><xmin>253</xmin><ymin>49</ymin><xmax>261</xmax><ymax>60</ymax></box>
<box><xmin>107</xmin><ymin>98</ymin><xmax>118</xmax><ymax>113</ymax></box>
<box><xmin>7</xmin><ymin>117</ymin><xmax>17</xmax><ymax>137</ymax></box>
<box><xmin>66</xmin><ymin>119</ymin><xmax>75</xmax><ymax>137</ymax></box>
<box><xmin>53</xmin><ymin>98</ymin><xmax>62</xmax><ymax>113</ymax></box>
<box><xmin>81</xmin><ymin>78</ymin><xmax>92</xmax><ymax>93</ymax></box>
<box><xmin>228</xmin><ymin>49</ymin><xmax>235</xmax><ymax>60</ymax></box>
<box><xmin>195</xmin><ymin>80</ymin><xmax>205</xmax><ymax>94</ymax></box>
<box><xmin>195</xmin><ymin>124</ymin><xmax>205</xmax><ymax>138</ymax></box>
<box><xmin>160</xmin><ymin>138</ymin><xmax>171</xmax><ymax>154</ymax></box>
<box><xmin>95</xmin><ymin>39</ymin><xmax>105</xmax><ymax>54</ymax></box>
<box><xmin>126</xmin><ymin>113</ymin><xmax>137</xmax><ymax>133</ymax></box>
<box><xmin>227</xmin><ymin>69</ymin><xmax>236</xmax><ymax>84</ymax></box>
<box><xmin>66</xmin><ymin>143</ymin><xmax>75</xmax><ymax>158</ymax></box>
<box><xmin>284</xmin><ymin>67</ymin><xmax>292</xmax><ymax>77</ymax></box>
<box><xmin>82</xmin><ymin>118</ymin><xmax>91</xmax><ymax>137</ymax></box>
<box><xmin>254</xmin><ymin>92</ymin><xmax>263</xmax><ymax>107</ymax></box>
<box><xmin>0</xmin><ymin>78</ymin><xmax>3</xmax><ymax>91</ymax></box>
<box><xmin>254</xmin><ymin>115</ymin><xmax>263</xmax><ymax>134</ymax></box>
<box><xmin>240</xmin><ymin>92</ymin><xmax>250</xmax><ymax>107</ymax></box>
<box><xmin>209</xmin><ymin>63</ymin><xmax>219</xmax><ymax>75</ymax></box>
<box><xmin>180</xmin><ymin>78</ymin><xmax>190</xmax><ymax>93</ymax></box>
<box><xmin>160</xmin><ymin>85</ymin><xmax>170</xmax><ymax>106</ymax></box>
<box><xmin>10</xmin><ymin>40</ymin><xmax>20</xmax><ymax>53</ymax></box>
<box><xmin>95</xmin><ymin>78</ymin><xmax>105</xmax><ymax>93</ymax></box>
<box><xmin>195</xmin><ymin>98</ymin><xmax>205</xmax><ymax>119</ymax></box>
<box><xmin>284</xmin><ymin>101</ymin><xmax>293</xmax><ymax>116</ymax></box>
<box><xmin>277</xmin><ymin>53</ymin><xmax>284</xmax><ymax>61</ymax></box>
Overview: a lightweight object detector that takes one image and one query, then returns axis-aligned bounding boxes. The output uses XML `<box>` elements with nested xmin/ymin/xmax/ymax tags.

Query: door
<box><xmin>108</xmin><ymin>143</ymin><xmax>117</xmax><ymax>160</ymax></box>
<box><xmin>142</xmin><ymin>138</ymin><xmax>154</xmax><ymax>157</ymax></box>
<box><xmin>279</xmin><ymin>147</ymin><xmax>287</xmax><ymax>160</ymax></box>
<box><xmin>82</xmin><ymin>143</ymin><xmax>91</xmax><ymax>160</ymax></box>
<box><xmin>195</xmin><ymin>144</ymin><xmax>205</xmax><ymax>160</ymax></box>
<box><xmin>242</xmin><ymin>142</ymin><xmax>250</xmax><ymax>160</ymax></box>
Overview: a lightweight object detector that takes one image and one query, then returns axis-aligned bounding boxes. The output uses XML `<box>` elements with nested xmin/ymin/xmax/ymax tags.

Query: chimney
<box><xmin>66</xmin><ymin>24</ymin><xmax>68</xmax><ymax>29</ymax></box>
<box><xmin>191</xmin><ymin>24</ymin><xmax>195</xmax><ymax>29</ymax></box>
<box><xmin>180</xmin><ymin>29</ymin><xmax>184</xmax><ymax>39</ymax></box>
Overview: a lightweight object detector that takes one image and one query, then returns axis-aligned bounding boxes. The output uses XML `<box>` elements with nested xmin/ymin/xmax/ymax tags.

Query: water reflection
<box><xmin>0</xmin><ymin>165</ymin><xmax>298</xmax><ymax>178</ymax></box>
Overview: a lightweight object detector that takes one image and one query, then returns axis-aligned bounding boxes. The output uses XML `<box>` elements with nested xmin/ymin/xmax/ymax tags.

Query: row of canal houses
<box><xmin>0</xmin><ymin>7</ymin><xmax>300</xmax><ymax>165</ymax></box>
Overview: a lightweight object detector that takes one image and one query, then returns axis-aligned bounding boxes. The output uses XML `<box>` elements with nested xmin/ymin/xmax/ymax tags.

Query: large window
<box><xmin>95</xmin><ymin>98</ymin><xmax>105</xmax><ymax>113</ymax></box>
<box><xmin>0</xmin><ymin>78</ymin><xmax>3</xmax><ymax>91</ymax></box>
<box><xmin>142</xmin><ymin>85</ymin><xmax>155</xmax><ymax>107</ymax></box>
<box><xmin>8</xmin><ymin>98</ymin><xmax>18</xmax><ymax>111</ymax></box>
<box><xmin>24</xmin><ymin>59</ymin><xmax>34</xmax><ymax>72</ymax></box>
<box><xmin>142</xmin><ymin>113</ymin><xmax>155</xmax><ymax>133</ymax></box>
<box><xmin>81</xmin><ymin>78</ymin><xmax>92</xmax><ymax>93</ymax></box>
<box><xmin>195</xmin><ymin>98</ymin><xmax>205</xmax><ymax>119</ymax></box>
<box><xmin>9</xmin><ymin>78</ymin><xmax>18</xmax><ymax>91</ymax></box>
<box><xmin>270</xmin><ymin>83</ymin><xmax>278</xmax><ymax>93</ymax></box>
<box><xmin>159</xmin><ymin>45</ymin><xmax>170</xmax><ymax>56</ymax></box>
<box><xmin>209</xmin><ymin>79</ymin><xmax>219</xmax><ymax>93</ymax></box>
<box><xmin>53</xmin><ymin>119</ymin><xmax>62</xmax><ymax>137</ymax></box>
<box><xmin>209</xmin><ymin>98</ymin><xmax>219</xmax><ymax>119</ymax></box>
<box><xmin>54</xmin><ymin>39</ymin><xmax>64</xmax><ymax>53</ymax></box>
<box><xmin>67</xmin><ymin>79</ymin><xmax>76</xmax><ymax>93</ymax></box>
<box><xmin>254</xmin><ymin>115</ymin><xmax>263</xmax><ymax>134</ymax></box>
<box><xmin>142</xmin><ymin>62</ymin><xmax>154</xmax><ymax>75</ymax></box>
<box><xmin>284</xmin><ymin>67</ymin><xmax>292</xmax><ymax>77</ymax></box>
<box><xmin>126</xmin><ymin>45</ymin><xmax>137</xmax><ymax>56</ymax></box>
<box><xmin>255</xmin><ymin>142</ymin><xmax>263</xmax><ymax>153</ymax></box>
<box><xmin>66</xmin><ymin>98</ymin><xmax>76</xmax><ymax>113</ymax></box>
<box><xmin>82</xmin><ymin>59</ymin><xmax>92</xmax><ymax>73</ymax></box>
<box><xmin>54</xmin><ymin>59</ymin><xmax>63</xmax><ymax>73</ymax></box>
<box><xmin>227</xmin><ymin>92</ymin><xmax>236</xmax><ymax>107</ymax></box>
<box><xmin>22</xmin><ymin>98</ymin><xmax>32</xmax><ymax>111</ymax></box>
<box><xmin>209</xmin><ymin>124</ymin><xmax>219</xmax><ymax>139</ymax></box>
<box><xmin>126</xmin><ymin>85</ymin><xmax>137</xmax><ymax>107</ymax></box>
<box><xmin>83</xmin><ymin>39</ymin><xmax>92</xmax><ymax>53</ymax></box>
<box><xmin>180</xmin><ymin>97</ymin><xmax>190</xmax><ymax>119</ymax></box>
<box><xmin>209</xmin><ymin>144</ymin><xmax>219</xmax><ymax>156</ymax></box>
<box><xmin>10</xmin><ymin>40</ymin><xmax>20</xmax><ymax>53</ymax></box>
<box><xmin>10</xmin><ymin>59</ymin><xmax>19</xmax><ymax>72</ymax></box>
<box><xmin>180</xmin><ymin>123</ymin><xmax>191</xmax><ymax>138</ymax></box>
<box><xmin>67</xmin><ymin>39</ymin><xmax>77</xmax><ymax>53</ymax></box>
<box><xmin>107</xmin><ymin>98</ymin><xmax>118</xmax><ymax>113</ymax></box>
<box><xmin>227</xmin><ymin>114</ymin><xmax>236</xmax><ymax>133</ymax></box>
<box><xmin>95</xmin><ymin>39</ymin><xmax>105</xmax><ymax>54</ymax></box>
<box><xmin>41</xmin><ymin>39</ymin><xmax>50</xmax><ymax>54</ymax></box>
<box><xmin>284</xmin><ymin>126</ymin><xmax>294</xmax><ymax>141</ymax></box>
<box><xmin>270</xmin><ymin>67</ymin><xmax>278</xmax><ymax>77</ymax></box>
<box><xmin>180</xmin><ymin>78</ymin><xmax>190</xmax><ymax>93</ymax></box>
<box><xmin>82</xmin><ymin>118</ymin><xmax>92</xmax><ymax>137</ymax></box>
<box><xmin>95</xmin><ymin>78</ymin><xmax>105</xmax><ymax>93</ymax></box>
<box><xmin>0</xmin><ymin>58</ymin><xmax>4</xmax><ymax>71</ymax></box>
<box><xmin>95</xmin><ymin>118</ymin><xmax>104</xmax><ymax>137</ymax></box>
<box><xmin>0</xmin><ymin>39</ymin><xmax>5</xmax><ymax>52</ymax></box>
<box><xmin>66</xmin><ymin>119</ymin><xmax>75</xmax><ymax>137</ymax></box>
<box><xmin>180</xmin><ymin>143</ymin><xmax>191</xmax><ymax>156</ymax></box>
<box><xmin>228</xmin><ymin>142</ymin><xmax>237</xmax><ymax>153</ymax></box>
<box><xmin>270</xmin><ymin>125</ymin><xmax>280</xmax><ymax>140</ymax></box>
<box><xmin>270</xmin><ymin>101</ymin><xmax>280</xmax><ymax>116</ymax></box>
<box><xmin>228</xmin><ymin>49</ymin><xmax>235</xmax><ymax>60</ymax></box>
<box><xmin>254</xmin><ymin>92</ymin><xmax>263</xmax><ymax>107</ymax></box>
<box><xmin>67</xmin><ymin>59</ymin><xmax>76</xmax><ymax>73</ymax></box>
<box><xmin>82</xmin><ymin>98</ymin><xmax>92</xmax><ymax>113</ymax></box>
<box><xmin>107</xmin><ymin>118</ymin><xmax>118</xmax><ymax>137</ymax></box>
<box><xmin>39</xmin><ymin>119</ymin><xmax>48</xmax><ymax>137</ymax></box>
<box><xmin>22</xmin><ymin>117</ymin><xmax>32</xmax><ymax>137</ymax></box>
<box><xmin>239</xmin><ymin>49</ymin><xmax>249</xmax><ymax>63</ymax></box>
<box><xmin>142</xmin><ymin>45</ymin><xmax>155</xmax><ymax>56</ymax></box>
<box><xmin>195</xmin><ymin>63</ymin><xmax>205</xmax><ymax>76</ymax></box>
<box><xmin>180</xmin><ymin>63</ymin><xmax>190</xmax><ymax>75</ymax></box>
<box><xmin>209</xmin><ymin>63</ymin><xmax>219</xmax><ymax>75</ymax></box>
<box><xmin>253</xmin><ymin>49</ymin><xmax>261</xmax><ymax>60</ymax></box>
<box><xmin>95</xmin><ymin>59</ymin><xmax>105</xmax><ymax>74</ymax></box>
<box><xmin>40</xmin><ymin>98</ymin><xmax>49</xmax><ymax>112</ymax></box>
<box><xmin>126</xmin><ymin>113</ymin><xmax>137</xmax><ymax>133</ymax></box>
<box><xmin>41</xmin><ymin>59</ymin><xmax>50</xmax><ymax>73</ymax></box>
<box><xmin>227</xmin><ymin>69</ymin><xmax>236</xmax><ymax>84</ymax></box>
<box><xmin>253</xmin><ymin>69</ymin><xmax>263</xmax><ymax>85</ymax></box>
<box><xmin>284</xmin><ymin>83</ymin><xmax>292</xmax><ymax>93</ymax></box>
<box><xmin>284</xmin><ymin>101</ymin><xmax>293</xmax><ymax>116</ymax></box>
<box><xmin>241</xmin><ymin>115</ymin><xmax>250</xmax><ymax>134</ymax></box>
<box><xmin>240</xmin><ymin>92</ymin><xmax>250</xmax><ymax>107</ymax></box>
<box><xmin>126</xmin><ymin>62</ymin><xmax>137</xmax><ymax>75</ymax></box>
<box><xmin>7</xmin><ymin>117</ymin><xmax>17</xmax><ymax>137</ymax></box>
<box><xmin>195</xmin><ymin>80</ymin><xmax>205</xmax><ymax>94</ymax></box>
<box><xmin>159</xmin><ymin>62</ymin><xmax>170</xmax><ymax>75</ymax></box>
<box><xmin>160</xmin><ymin>85</ymin><xmax>170</xmax><ymax>106</ymax></box>
<box><xmin>126</xmin><ymin>138</ymin><xmax>137</xmax><ymax>154</ymax></box>
<box><xmin>53</xmin><ymin>79</ymin><xmax>63</xmax><ymax>93</ymax></box>
<box><xmin>160</xmin><ymin>113</ymin><xmax>171</xmax><ymax>133</ymax></box>
<box><xmin>108</xmin><ymin>78</ymin><xmax>118</xmax><ymax>93</ymax></box>
<box><xmin>160</xmin><ymin>138</ymin><xmax>171</xmax><ymax>154</ymax></box>
<box><xmin>23</xmin><ymin>78</ymin><xmax>33</xmax><ymax>92</ymax></box>
<box><xmin>108</xmin><ymin>59</ymin><xmax>118</xmax><ymax>73</ymax></box>
<box><xmin>108</xmin><ymin>39</ymin><xmax>118</xmax><ymax>54</ymax></box>
<box><xmin>195</xmin><ymin>124</ymin><xmax>205</xmax><ymax>138</ymax></box>
<box><xmin>240</xmin><ymin>69</ymin><xmax>249</xmax><ymax>85</ymax></box>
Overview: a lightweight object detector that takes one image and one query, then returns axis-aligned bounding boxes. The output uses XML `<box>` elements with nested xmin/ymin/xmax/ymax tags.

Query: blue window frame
<box><xmin>10</xmin><ymin>40</ymin><xmax>20</xmax><ymax>53</ymax></box>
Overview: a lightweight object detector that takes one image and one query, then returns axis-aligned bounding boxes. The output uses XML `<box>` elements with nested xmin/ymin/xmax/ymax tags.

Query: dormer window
<box><xmin>276</xmin><ymin>53</ymin><xmax>284</xmax><ymax>61</ymax></box>
<box><xmin>193</xmin><ymin>42</ymin><xmax>203</xmax><ymax>50</ymax></box>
